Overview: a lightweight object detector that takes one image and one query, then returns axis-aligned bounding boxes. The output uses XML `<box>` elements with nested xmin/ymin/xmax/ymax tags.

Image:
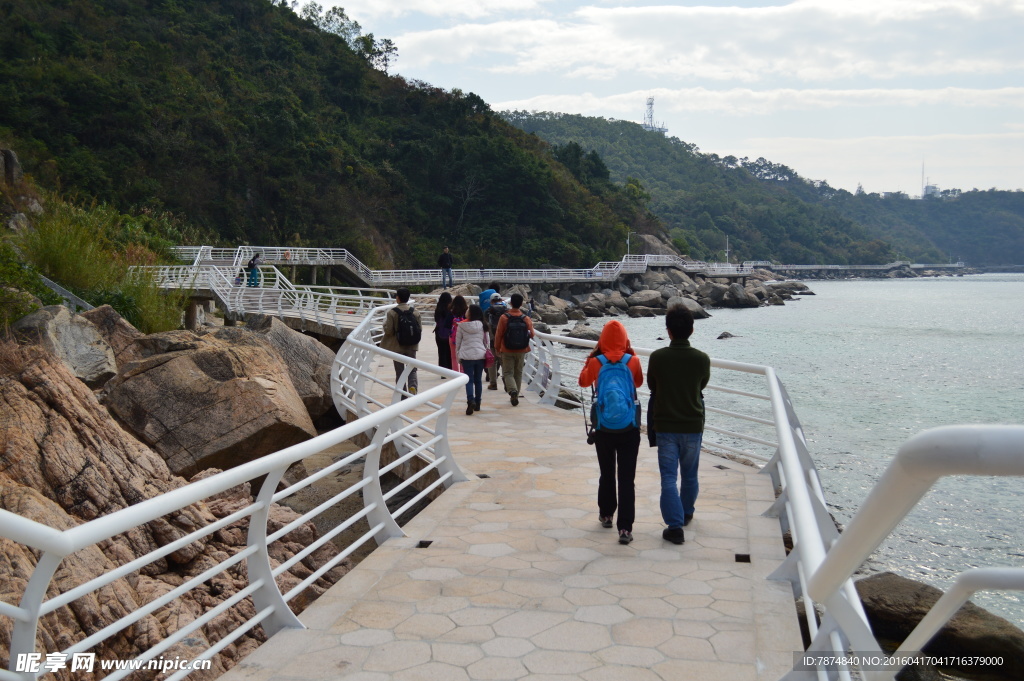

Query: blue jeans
<box><xmin>247</xmin><ymin>268</ymin><xmax>260</xmax><ymax>287</ymax></box>
<box><xmin>441</xmin><ymin>268</ymin><xmax>454</xmax><ymax>288</ymax></box>
<box><xmin>462</xmin><ymin>359</ymin><xmax>484</xmax><ymax>403</ymax></box>
<box><xmin>657</xmin><ymin>432</ymin><xmax>703</xmax><ymax>528</ymax></box>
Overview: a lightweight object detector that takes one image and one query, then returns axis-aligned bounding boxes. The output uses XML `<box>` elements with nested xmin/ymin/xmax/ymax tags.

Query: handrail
<box><xmin>518</xmin><ymin>332</ymin><xmax>1021</xmax><ymax>681</ymax></box>
<box><xmin>1</xmin><ymin>302</ymin><xmax>468</xmax><ymax>680</ymax></box>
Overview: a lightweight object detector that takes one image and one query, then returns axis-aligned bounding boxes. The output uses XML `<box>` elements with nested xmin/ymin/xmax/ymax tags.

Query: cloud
<box><xmin>336</xmin><ymin>0</ymin><xmax>551</xmax><ymax>20</ymax></box>
<box><xmin>494</xmin><ymin>87</ymin><xmax>1024</xmax><ymax>116</ymax></box>
<box><xmin>393</xmin><ymin>0</ymin><xmax>1024</xmax><ymax>82</ymax></box>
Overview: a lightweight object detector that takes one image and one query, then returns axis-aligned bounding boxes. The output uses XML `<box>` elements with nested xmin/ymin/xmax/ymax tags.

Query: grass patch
<box><xmin>14</xmin><ymin>194</ymin><xmax>199</xmax><ymax>333</ymax></box>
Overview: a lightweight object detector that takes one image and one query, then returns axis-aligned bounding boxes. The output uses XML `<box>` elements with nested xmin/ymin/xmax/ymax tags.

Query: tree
<box><xmin>356</xmin><ymin>33</ymin><xmax>398</xmax><ymax>73</ymax></box>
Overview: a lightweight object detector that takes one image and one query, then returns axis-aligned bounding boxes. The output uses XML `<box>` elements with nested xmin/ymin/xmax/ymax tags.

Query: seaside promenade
<box><xmin>219</xmin><ymin>340</ymin><xmax>802</xmax><ymax>681</ymax></box>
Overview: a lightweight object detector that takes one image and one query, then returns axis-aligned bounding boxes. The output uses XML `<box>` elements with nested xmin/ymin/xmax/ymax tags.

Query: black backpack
<box><xmin>502</xmin><ymin>313</ymin><xmax>530</xmax><ymax>350</ymax></box>
<box><xmin>246</xmin><ymin>256</ymin><xmax>258</xmax><ymax>270</ymax></box>
<box><xmin>395</xmin><ymin>307</ymin><xmax>421</xmax><ymax>346</ymax></box>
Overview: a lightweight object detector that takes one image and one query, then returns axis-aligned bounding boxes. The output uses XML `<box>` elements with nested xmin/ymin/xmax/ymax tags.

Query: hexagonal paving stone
<box><xmin>574</xmin><ymin>605</ymin><xmax>634</xmax><ymax>625</ymax></box>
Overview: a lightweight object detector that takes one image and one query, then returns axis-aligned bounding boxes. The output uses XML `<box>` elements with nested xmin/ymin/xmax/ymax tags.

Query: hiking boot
<box><xmin>684</xmin><ymin>514</ymin><xmax>694</xmax><ymax>527</ymax></box>
<box><xmin>662</xmin><ymin>527</ymin><xmax>685</xmax><ymax>545</ymax></box>
<box><xmin>600</xmin><ymin>516</ymin><xmax>613</xmax><ymax>529</ymax></box>
<box><xmin>466</xmin><ymin>403</ymin><xmax>474</xmax><ymax>415</ymax></box>
<box><xmin>618</xmin><ymin>530</ymin><xmax>633</xmax><ymax>545</ymax></box>
<box><xmin>510</xmin><ymin>391</ymin><xmax>519</xmax><ymax>406</ymax></box>
<box><xmin>473</xmin><ymin>401</ymin><xmax>481</xmax><ymax>412</ymax></box>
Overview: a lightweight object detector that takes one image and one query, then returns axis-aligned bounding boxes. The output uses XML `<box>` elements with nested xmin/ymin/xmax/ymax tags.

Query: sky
<box><xmin>323</xmin><ymin>0</ymin><xmax>1024</xmax><ymax>195</ymax></box>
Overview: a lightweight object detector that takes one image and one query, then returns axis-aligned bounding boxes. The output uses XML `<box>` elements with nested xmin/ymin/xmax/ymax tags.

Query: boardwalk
<box><xmin>220</xmin><ymin>341</ymin><xmax>802</xmax><ymax>681</ymax></box>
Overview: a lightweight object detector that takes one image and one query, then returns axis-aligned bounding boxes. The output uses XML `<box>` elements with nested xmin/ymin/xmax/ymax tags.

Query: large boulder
<box><xmin>12</xmin><ymin>305</ymin><xmax>116</xmax><ymax>388</ymax></box>
<box><xmin>626</xmin><ymin>289</ymin><xmax>664</xmax><ymax>308</ymax></box>
<box><xmin>0</xmin><ymin>344</ymin><xmax>345</xmax><ymax>679</ymax></box>
<box><xmin>239</xmin><ymin>315</ymin><xmax>336</xmax><ymax>420</ymax></box>
<box><xmin>857</xmin><ymin>572</ymin><xmax>1024</xmax><ymax>681</ymax></box>
<box><xmin>535</xmin><ymin>305</ymin><xmax>569</xmax><ymax>325</ymax></box>
<box><xmin>604</xmin><ymin>290</ymin><xmax>629</xmax><ymax>310</ymax></box>
<box><xmin>80</xmin><ymin>304</ymin><xmax>146</xmax><ymax>368</ymax></box>
<box><xmin>722</xmin><ymin>282</ymin><xmax>761</xmax><ymax>308</ymax></box>
<box><xmin>546</xmin><ymin>295</ymin><xmax>573</xmax><ymax>312</ymax></box>
<box><xmin>667</xmin><ymin>296</ymin><xmax>711</xmax><ymax>319</ymax></box>
<box><xmin>665</xmin><ymin>268</ymin><xmax>698</xmax><ymax>293</ymax></box>
<box><xmin>565</xmin><ymin>322</ymin><xmax>601</xmax><ymax>342</ymax></box>
<box><xmin>626</xmin><ymin>306</ymin><xmax>658</xmax><ymax>318</ymax></box>
<box><xmin>697</xmin><ymin>282</ymin><xmax>729</xmax><ymax>305</ymax></box>
<box><xmin>102</xmin><ymin>330</ymin><xmax>317</xmax><ymax>478</ymax></box>
<box><xmin>641</xmin><ymin>269</ymin><xmax>672</xmax><ymax>288</ymax></box>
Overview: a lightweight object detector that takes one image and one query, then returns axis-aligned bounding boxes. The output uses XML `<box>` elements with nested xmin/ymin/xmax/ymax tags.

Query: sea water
<box><xmin>591</xmin><ymin>274</ymin><xmax>1024</xmax><ymax>624</ymax></box>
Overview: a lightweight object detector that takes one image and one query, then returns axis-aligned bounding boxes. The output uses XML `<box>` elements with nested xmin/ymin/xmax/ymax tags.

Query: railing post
<box><xmin>432</xmin><ymin>385</ymin><xmax>469</xmax><ymax>485</ymax></box>
<box><xmin>9</xmin><ymin>551</ymin><xmax>63</xmax><ymax>680</ymax></box>
<box><xmin>363</xmin><ymin>415</ymin><xmax>406</xmax><ymax>545</ymax></box>
<box><xmin>245</xmin><ymin>467</ymin><xmax>305</xmax><ymax>637</ymax></box>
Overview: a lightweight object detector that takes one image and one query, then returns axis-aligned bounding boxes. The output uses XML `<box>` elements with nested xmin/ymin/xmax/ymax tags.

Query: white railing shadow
<box><xmin>0</xmin><ymin>306</ymin><xmax>468</xmax><ymax>681</ymax></box>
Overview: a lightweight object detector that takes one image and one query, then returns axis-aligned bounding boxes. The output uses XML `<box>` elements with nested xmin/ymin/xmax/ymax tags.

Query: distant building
<box><xmin>923</xmin><ymin>183</ymin><xmax>940</xmax><ymax>198</ymax></box>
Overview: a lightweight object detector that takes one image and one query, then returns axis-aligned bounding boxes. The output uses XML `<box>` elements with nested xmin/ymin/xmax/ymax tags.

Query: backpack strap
<box><xmin>597</xmin><ymin>355</ymin><xmax>608</xmax><ymax>366</ymax></box>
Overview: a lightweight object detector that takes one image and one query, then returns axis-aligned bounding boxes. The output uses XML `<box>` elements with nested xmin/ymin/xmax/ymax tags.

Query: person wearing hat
<box><xmin>479</xmin><ymin>282</ymin><xmax>500</xmax><ymax>313</ymax></box>
<box><xmin>485</xmin><ymin>292</ymin><xmax>507</xmax><ymax>390</ymax></box>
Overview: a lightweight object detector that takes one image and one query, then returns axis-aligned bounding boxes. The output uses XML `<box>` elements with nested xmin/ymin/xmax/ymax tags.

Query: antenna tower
<box><xmin>642</xmin><ymin>97</ymin><xmax>668</xmax><ymax>134</ymax></box>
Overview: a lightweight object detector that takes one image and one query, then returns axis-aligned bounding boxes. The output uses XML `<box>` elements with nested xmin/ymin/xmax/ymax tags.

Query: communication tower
<box><xmin>642</xmin><ymin>97</ymin><xmax>668</xmax><ymax>134</ymax></box>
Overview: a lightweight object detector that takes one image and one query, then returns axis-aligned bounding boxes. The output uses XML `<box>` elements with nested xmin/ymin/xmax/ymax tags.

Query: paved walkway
<box><xmin>221</xmin><ymin>342</ymin><xmax>802</xmax><ymax>681</ymax></box>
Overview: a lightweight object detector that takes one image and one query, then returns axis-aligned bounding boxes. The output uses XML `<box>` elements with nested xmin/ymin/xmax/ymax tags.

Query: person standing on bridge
<box><xmin>494</xmin><ymin>293</ymin><xmax>534</xmax><ymax>407</ymax></box>
<box><xmin>381</xmin><ymin>288</ymin><xmax>421</xmax><ymax>396</ymax></box>
<box><xmin>438</xmin><ymin>246</ymin><xmax>454</xmax><ymax>289</ymax></box>
<box><xmin>246</xmin><ymin>253</ymin><xmax>262</xmax><ymax>288</ymax></box>
<box><xmin>579</xmin><ymin>320</ymin><xmax>643</xmax><ymax>545</ymax></box>
<box><xmin>648</xmin><ymin>305</ymin><xmax>710</xmax><ymax>545</ymax></box>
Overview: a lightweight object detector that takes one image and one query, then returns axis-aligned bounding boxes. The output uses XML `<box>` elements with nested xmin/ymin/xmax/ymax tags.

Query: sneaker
<box><xmin>600</xmin><ymin>516</ymin><xmax>613</xmax><ymax>529</ymax></box>
<box><xmin>474</xmin><ymin>401</ymin><xmax>481</xmax><ymax>412</ymax></box>
<box><xmin>618</xmin><ymin>530</ymin><xmax>633</xmax><ymax>545</ymax></box>
<box><xmin>662</xmin><ymin>527</ymin><xmax>685</xmax><ymax>545</ymax></box>
<box><xmin>466</xmin><ymin>403</ymin><xmax>474</xmax><ymax>415</ymax></box>
<box><xmin>683</xmin><ymin>514</ymin><xmax>693</xmax><ymax>527</ymax></box>
<box><xmin>510</xmin><ymin>391</ymin><xmax>519</xmax><ymax>406</ymax></box>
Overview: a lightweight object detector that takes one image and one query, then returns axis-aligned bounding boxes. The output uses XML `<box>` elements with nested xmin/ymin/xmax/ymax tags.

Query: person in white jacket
<box><xmin>455</xmin><ymin>304</ymin><xmax>490</xmax><ymax>415</ymax></box>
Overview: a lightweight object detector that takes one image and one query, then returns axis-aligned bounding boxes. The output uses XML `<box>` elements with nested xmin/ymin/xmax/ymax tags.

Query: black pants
<box><xmin>436</xmin><ymin>337</ymin><xmax>452</xmax><ymax>370</ymax></box>
<box><xmin>594</xmin><ymin>429</ymin><xmax>640</xmax><ymax>532</ymax></box>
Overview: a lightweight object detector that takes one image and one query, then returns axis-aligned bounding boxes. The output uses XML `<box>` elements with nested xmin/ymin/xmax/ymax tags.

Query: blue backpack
<box><xmin>591</xmin><ymin>354</ymin><xmax>640</xmax><ymax>432</ymax></box>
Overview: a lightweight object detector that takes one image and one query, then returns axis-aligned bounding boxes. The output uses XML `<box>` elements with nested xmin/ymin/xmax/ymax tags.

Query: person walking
<box><xmin>381</xmin><ymin>288</ymin><xmax>422</xmax><ymax>396</ymax></box>
<box><xmin>479</xmin><ymin>282</ymin><xmax>499</xmax><ymax>312</ymax></box>
<box><xmin>484</xmin><ymin>293</ymin><xmax>507</xmax><ymax>390</ymax></box>
<box><xmin>433</xmin><ymin>292</ymin><xmax>454</xmax><ymax>370</ymax></box>
<box><xmin>448</xmin><ymin>295</ymin><xmax>468</xmax><ymax>374</ymax></box>
<box><xmin>647</xmin><ymin>305</ymin><xmax>711</xmax><ymax>545</ymax></box>
<box><xmin>579</xmin><ymin>320</ymin><xmax>643</xmax><ymax>545</ymax></box>
<box><xmin>246</xmin><ymin>253</ymin><xmax>262</xmax><ymax>287</ymax></box>
<box><xmin>438</xmin><ymin>246</ymin><xmax>454</xmax><ymax>289</ymax></box>
<box><xmin>494</xmin><ymin>293</ymin><xmax>535</xmax><ymax>407</ymax></box>
<box><xmin>456</xmin><ymin>304</ymin><xmax>489</xmax><ymax>415</ymax></box>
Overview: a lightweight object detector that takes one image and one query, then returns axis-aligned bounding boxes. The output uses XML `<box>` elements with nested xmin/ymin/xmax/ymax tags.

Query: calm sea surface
<box><xmin>589</xmin><ymin>274</ymin><xmax>1024</xmax><ymax>623</ymax></box>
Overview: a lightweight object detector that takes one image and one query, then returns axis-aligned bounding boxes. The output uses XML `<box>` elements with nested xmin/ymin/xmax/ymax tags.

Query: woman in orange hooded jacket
<box><xmin>578</xmin><ymin>320</ymin><xmax>643</xmax><ymax>544</ymax></box>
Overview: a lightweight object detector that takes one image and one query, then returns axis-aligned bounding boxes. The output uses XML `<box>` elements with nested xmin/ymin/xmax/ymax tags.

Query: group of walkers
<box><xmin>384</xmin><ymin>246</ymin><xmax>711</xmax><ymax>548</ymax></box>
<box><xmin>579</xmin><ymin>305</ymin><xmax>710</xmax><ymax>546</ymax></box>
<box><xmin>430</xmin><ymin>283</ymin><xmax>535</xmax><ymax>415</ymax></box>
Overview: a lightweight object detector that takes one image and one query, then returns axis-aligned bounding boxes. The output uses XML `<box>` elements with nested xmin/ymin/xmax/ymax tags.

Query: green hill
<box><xmin>503</xmin><ymin>112</ymin><xmax>1024</xmax><ymax>266</ymax></box>
<box><xmin>0</xmin><ymin>0</ymin><xmax>651</xmax><ymax>269</ymax></box>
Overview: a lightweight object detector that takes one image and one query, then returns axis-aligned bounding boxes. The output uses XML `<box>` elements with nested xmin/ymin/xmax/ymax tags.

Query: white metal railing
<box><xmin>135</xmin><ymin>263</ymin><xmax>395</xmax><ymax>332</ymax></box>
<box><xmin>170</xmin><ymin>246</ymin><xmax>758</xmax><ymax>287</ymax></box>
<box><xmin>519</xmin><ymin>332</ymin><xmax>1023</xmax><ymax>681</ymax></box>
<box><xmin>0</xmin><ymin>302</ymin><xmax>468</xmax><ymax>681</ymax></box>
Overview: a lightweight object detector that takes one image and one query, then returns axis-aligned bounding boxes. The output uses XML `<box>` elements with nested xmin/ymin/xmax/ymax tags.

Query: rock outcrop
<box><xmin>12</xmin><ymin>305</ymin><xmax>117</xmax><ymax>388</ymax></box>
<box><xmin>102</xmin><ymin>330</ymin><xmax>317</xmax><ymax>478</ymax></box>
<box><xmin>0</xmin><ymin>343</ymin><xmax>346</xmax><ymax>680</ymax></box>
<box><xmin>239</xmin><ymin>314</ymin><xmax>336</xmax><ymax>420</ymax></box>
<box><xmin>80</xmin><ymin>304</ymin><xmax>146</xmax><ymax>368</ymax></box>
<box><xmin>857</xmin><ymin>572</ymin><xmax>1024</xmax><ymax>681</ymax></box>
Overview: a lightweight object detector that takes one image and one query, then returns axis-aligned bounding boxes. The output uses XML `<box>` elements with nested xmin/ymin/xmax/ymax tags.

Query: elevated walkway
<box><xmin>219</xmin><ymin>339</ymin><xmax>802</xmax><ymax>681</ymax></box>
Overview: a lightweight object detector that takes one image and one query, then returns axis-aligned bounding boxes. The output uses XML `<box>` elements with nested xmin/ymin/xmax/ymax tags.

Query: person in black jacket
<box><xmin>438</xmin><ymin>247</ymin><xmax>454</xmax><ymax>289</ymax></box>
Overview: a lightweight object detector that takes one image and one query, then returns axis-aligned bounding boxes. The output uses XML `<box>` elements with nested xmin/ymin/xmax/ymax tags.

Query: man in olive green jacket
<box><xmin>647</xmin><ymin>305</ymin><xmax>710</xmax><ymax>544</ymax></box>
<box><xmin>381</xmin><ymin>288</ymin><xmax>421</xmax><ymax>395</ymax></box>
